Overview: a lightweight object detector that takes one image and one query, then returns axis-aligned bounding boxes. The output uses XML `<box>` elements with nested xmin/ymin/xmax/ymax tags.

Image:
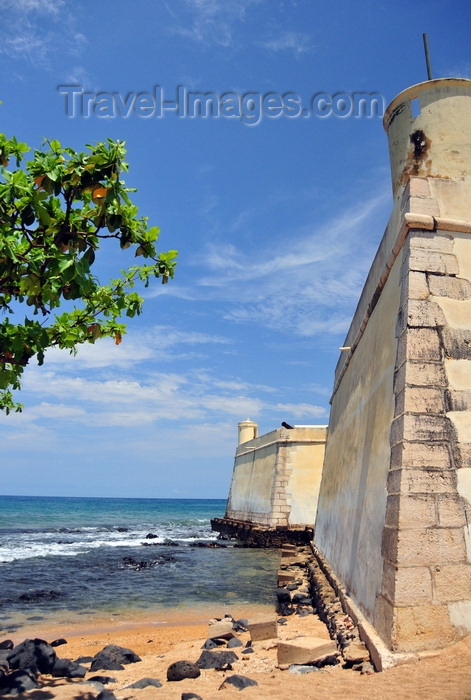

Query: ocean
<box><xmin>0</xmin><ymin>496</ymin><xmax>279</xmax><ymax>634</ymax></box>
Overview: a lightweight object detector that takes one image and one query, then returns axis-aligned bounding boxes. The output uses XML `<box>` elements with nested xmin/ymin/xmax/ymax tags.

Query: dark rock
<box><xmin>286</xmin><ymin>584</ymin><xmax>299</xmax><ymax>591</ymax></box>
<box><xmin>201</xmin><ymin>638</ymin><xmax>218</xmax><ymax>650</ymax></box>
<box><xmin>182</xmin><ymin>694</ymin><xmax>203</xmax><ymax>700</ymax></box>
<box><xmin>51</xmin><ymin>638</ymin><xmax>67</xmax><ymax>648</ymax></box>
<box><xmin>244</xmin><ymin>640</ymin><xmax>252</xmax><ymax>647</ymax></box>
<box><xmin>91</xmin><ymin>644</ymin><xmax>141</xmax><ymax>672</ymax></box>
<box><xmin>277</xmin><ymin>618</ymin><xmax>287</xmax><ymax>625</ymax></box>
<box><xmin>145</xmin><ymin>532</ymin><xmax>158</xmax><ymax>539</ymax></box>
<box><xmin>167</xmin><ymin>660</ymin><xmax>201</xmax><ymax>681</ymax></box>
<box><xmin>227</xmin><ymin>637</ymin><xmax>243</xmax><ymax>648</ymax></box>
<box><xmin>292</xmin><ymin>593</ymin><xmax>312</xmax><ymax>605</ymax></box>
<box><xmin>241</xmin><ymin>648</ymin><xmax>254</xmax><ymax>654</ymax></box>
<box><xmin>295</xmin><ymin>608</ymin><xmax>312</xmax><ymax>617</ymax></box>
<box><xmin>7</xmin><ymin>638</ymin><xmax>57</xmax><ymax>674</ymax></box>
<box><xmin>75</xmin><ymin>655</ymin><xmax>93</xmax><ymax>663</ymax></box>
<box><xmin>18</xmin><ymin>590</ymin><xmax>63</xmax><ymax>603</ymax></box>
<box><xmin>88</xmin><ymin>675</ymin><xmax>118</xmax><ymax>684</ymax></box>
<box><xmin>233</xmin><ymin>618</ymin><xmax>248</xmax><ymax>632</ymax></box>
<box><xmin>52</xmin><ymin>657</ymin><xmax>87</xmax><ymax>678</ymax></box>
<box><xmin>196</xmin><ymin>650</ymin><xmax>238</xmax><ymax>669</ymax></box>
<box><xmin>219</xmin><ymin>674</ymin><xmax>258</xmax><ymax>691</ymax></box>
<box><xmin>116</xmin><ymin>527</ymin><xmax>128</xmax><ymax>532</ymax></box>
<box><xmin>90</xmin><ymin>656</ymin><xmax>124</xmax><ymax>672</ymax></box>
<box><xmin>276</xmin><ymin>589</ymin><xmax>291</xmax><ymax>604</ymax></box>
<box><xmin>0</xmin><ymin>640</ymin><xmax>13</xmax><ymax>650</ymax></box>
<box><xmin>0</xmin><ymin>669</ymin><xmax>40</xmax><ymax>695</ymax></box>
<box><xmin>96</xmin><ymin>690</ymin><xmax>117</xmax><ymax>700</ymax></box>
<box><xmin>124</xmin><ymin>677</ymin><xmax>162</xmax><ymax>688</ymax></box>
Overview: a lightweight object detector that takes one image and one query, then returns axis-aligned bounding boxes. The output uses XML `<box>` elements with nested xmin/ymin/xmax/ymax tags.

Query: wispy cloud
<box><xmin>158</xmin><ymin>186</ymin><xmax>390</xmax><ymax>339</ymax></box>
<box><xmin>43</xmin><ymin>326</ymin><xmax>232</xmax><ymax>369</ymax></box>
<box><xmin>0</xmin><ymin>0</ymin><xmax>86</xmax><ymax>68</ymax></box>
<box><xmin>260</xmin><ymin>31</ymin><xmax>312</xmax><ymax>57</ymax></box>
<box><xmin>168</xmin><ymin>0</ymin><xmax>263</xmax><ymax>47</ymax></box>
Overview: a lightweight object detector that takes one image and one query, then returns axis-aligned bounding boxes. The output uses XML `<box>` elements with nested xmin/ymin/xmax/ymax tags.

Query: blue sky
<box><xmin>0</xmin><ymin>0</ymin><xmax>470</xmax><ymax>498</ymax></box>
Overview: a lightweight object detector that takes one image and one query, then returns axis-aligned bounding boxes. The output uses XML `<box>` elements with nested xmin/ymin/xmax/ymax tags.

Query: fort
<box><xmin>212</xmin><ymin>77</ymin><xmax>471</xmax><ymax>664</ymax></box>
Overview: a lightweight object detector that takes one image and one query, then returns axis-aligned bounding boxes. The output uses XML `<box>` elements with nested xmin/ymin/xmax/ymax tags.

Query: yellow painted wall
<box><xmin>315</xmin><ymin>252</ymin><xmax>401</xmax><ymax>620</ymax></box>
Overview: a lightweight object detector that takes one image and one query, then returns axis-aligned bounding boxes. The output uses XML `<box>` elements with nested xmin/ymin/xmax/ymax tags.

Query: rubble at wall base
<box><xmin>210</xmin><ymin>517</ymin><xmax>313</xmax><ymax>548</ymax></box>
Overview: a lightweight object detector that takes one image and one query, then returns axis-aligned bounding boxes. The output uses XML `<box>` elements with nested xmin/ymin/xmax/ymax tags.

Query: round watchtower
<box><xmin>384</xmin><ymin>78</ymin><xmax>471</xmax><ymax>200</ymax></box>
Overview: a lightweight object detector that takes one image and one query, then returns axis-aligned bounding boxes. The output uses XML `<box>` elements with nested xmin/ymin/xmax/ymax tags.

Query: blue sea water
<box><xmin>0</xmin><ymin>496</ymin><xmax>279</xmax><ymax>632</ymax></box>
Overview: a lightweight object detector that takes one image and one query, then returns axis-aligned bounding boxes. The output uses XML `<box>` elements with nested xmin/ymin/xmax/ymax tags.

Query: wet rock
<box><xmin>51</xmin><ymin>638</ymin><xmax>67</xmax><ymax>648</ymax></box>
<box><xmin>145</xmin><ymin>533</ymin><xmax>158</xmax><ymax>539</ymax></box>
<box><xmin>7</xmin><ymin>638</ymin><xmax>57</xmax><ymax>674</ymax></box>
<box><xmin>196</xmin><ymin>650</ymin><xmax>238</xmax><ymax>669</ymax></box>
<box><xmin>218</xmin><ymin>674</ymin><xmax>258</xmax><ymax>691</ymax></box>
<box><xmin>167</xmin><ymin>660</ymin><xmax>201</xmax><ymax>681</ymax></box>
<box><xmin>124</xmin><ymin>677</ymin><xmax>162</xmax><ymax>689</ymax></box>
<box><xmin>52</xmin><ymin>658</ymin><xmax>87</xmax><ymax>678</ymax></box>
<box><xmin>18</xmin><ymin>590</ymin><xmax>63</xmax><ymax>603</ymax></box>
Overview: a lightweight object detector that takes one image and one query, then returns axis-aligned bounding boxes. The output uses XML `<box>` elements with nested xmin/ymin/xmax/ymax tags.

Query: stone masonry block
<box><xmin>436</xmin><ymin>495</ymin><xmax>468</xmax><ymax>527</ymax></box>
<box><xmin>391</xmin><ymin>414</ymin><xmax>456</xmax><ymax>445</ymax></box>
<box><xmin>395</xmin><ymin>528</ymin><xmax>467</xmax><ymax>566</ymax></box>
<box><xmin>381</xmin><ymin>526</ymin><xmax>399</xmax><ymax>562</ymax></box>
<box><xmin>400</xmin><ymin>270</ymin><xmax>429</xmax><ymax>307</ymax></box>
<box><xmin>392</xmin><ymin>604</ymin><xmax>458</xmax><ymax>652</ymax></box>
<box><xmin>395</xmin><ymin>386</ymin><xmax>445</xmax><ymax>417</ymax></box>
<box><xmin>394</xmin><ymin>361</ymin><xmax>447</xmax><ymax>393</ymax></box>
<box><xmin>433</xmin><ymin>563</ymin><xmax>471</xmax><ymax>603</ymax></box>
<box><xmin>208</xmin><ymin>618</ymin><xmax>235</xmax><ymax>640</ymax></box>
<box><xmin>453</xmin><ymin>443</ymin><xmax>471</xmax><ymax>468</ymax></box>
<box><xmin>408</xmin><ymin>177</ymin><xmax>432</xmax><ymax>198</ymax></box>
<box><xmin>396</xmin><ymin>327</ymin><xmax>442</xmax><ymax>366</ymax></box>
<box><xmin>409</xmin><ymin>196</ymin><xmax>441</xmax><ymax>217</ymax></box>
<box><xmin>247</xmin><ymin>615</ymin><xmax>277</xmax><ymax>642</ymax></box>
<box><xmin>387</xmin><ymin>468</ymin><xmax>456</xmax><ymax>496</ymax></box>
<box><xmin>428</xmin><ymin>274</ymin><xmax>471</xmax><ymax>300</ymax></box>
<box><xmin>408</xmin><ymin>231</ymin><xmax>454</xmax><ymax>253</ymax></box>
<box><xmin>381</xmin><ymin>562</ymin><xmax>433</xmax><ymax>605</ymax></box>
<box><xmin>373</xmin><ymin>595</ymin><xmax>394</xmax><ymax>649</ymax></box>
<box><xmin>408</xmin><ymin>248</ymin><xmax>459</xmax><ymax>276</ymax></box>
<box><xmin>277</xmin><ymin>637</ymin><xmax>338</xmax><ymax>666</ymax></box>
<box><xmin>390</xmin><ymin>441</ymin><xmax>452</xmax><ymax>470</ymax></box>
<box><xmin>446</xmin><ymin>390</ymin><xmax>471</xmax><ymax>412</ymax></box>
<box><xmin>440</xmin><ymin>328</ymin><xmax>471</xmax><ymax>360</ymax></box>
<box><xmin>384</xmin><ymin>493</ymin><xmax>437</xmax><ymax>529</ymax></box>
<box><xmin>406</xmin><ymin>299</ymin><xmax>446</xmax><ymax>329</ymax></box>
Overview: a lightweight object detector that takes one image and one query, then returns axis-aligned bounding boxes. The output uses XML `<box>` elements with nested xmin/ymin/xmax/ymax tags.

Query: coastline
<box><xmin>3</xmin><ymin>603</ymin><xmax>471</xmax><ymax>699</ymax></box>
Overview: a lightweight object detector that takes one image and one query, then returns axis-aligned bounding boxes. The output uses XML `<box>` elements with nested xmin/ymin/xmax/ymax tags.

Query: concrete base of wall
<box><xmin>211</xmin><ymin>516</ymin><xmax>313</xmax><ymax>547</ymax></box>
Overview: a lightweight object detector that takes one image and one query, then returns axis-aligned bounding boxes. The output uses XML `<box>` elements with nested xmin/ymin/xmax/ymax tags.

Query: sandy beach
<box><xmin>4</xmin><ymin>605</ymin><xmax>471</xmax><ymax>700</ymax></box>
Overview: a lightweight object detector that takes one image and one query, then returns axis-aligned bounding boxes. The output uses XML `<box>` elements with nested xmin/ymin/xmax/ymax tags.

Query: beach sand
<box><xmin>5</xmin><ymin>605</ymin><xmax>471</xmax><ymax>699</ymax></box>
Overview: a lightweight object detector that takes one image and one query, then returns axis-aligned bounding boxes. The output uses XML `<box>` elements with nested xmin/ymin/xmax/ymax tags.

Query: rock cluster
<box><xmin>277</xmin><ymin>544</ymin><xmax>373</xmax><ymax>673</ymax></box>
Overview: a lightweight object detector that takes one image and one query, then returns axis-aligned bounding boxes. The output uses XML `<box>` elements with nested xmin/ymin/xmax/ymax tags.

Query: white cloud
<box><xmin>0</xmin><ymin>0</ymin><xmax>85</xmax><ymax>67</ymax></box>
<box><xmin>260</xmin><ymin>31</ymin><xmax>312</xmax><ymax>56</ymax></box>
<box><xmin>160</xmin><ymin>187</ymin><xmax>390</xmax><ymax>338</ymax></box>
<box><xmin>168</xmin><ymin>0</ymin><xmax>263</xmax><ymax>46</ymax></box>
<box><xmin>43</xmin><ymin>325</ymin><xmax>232</xmax><ymax>369</ymax></box>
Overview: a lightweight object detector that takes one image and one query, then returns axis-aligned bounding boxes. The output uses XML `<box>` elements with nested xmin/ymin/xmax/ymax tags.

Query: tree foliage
<box><xmin>0</xmin><ymin>134</ymin><xmax>177</xmax><ymax>413</ymax></box>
